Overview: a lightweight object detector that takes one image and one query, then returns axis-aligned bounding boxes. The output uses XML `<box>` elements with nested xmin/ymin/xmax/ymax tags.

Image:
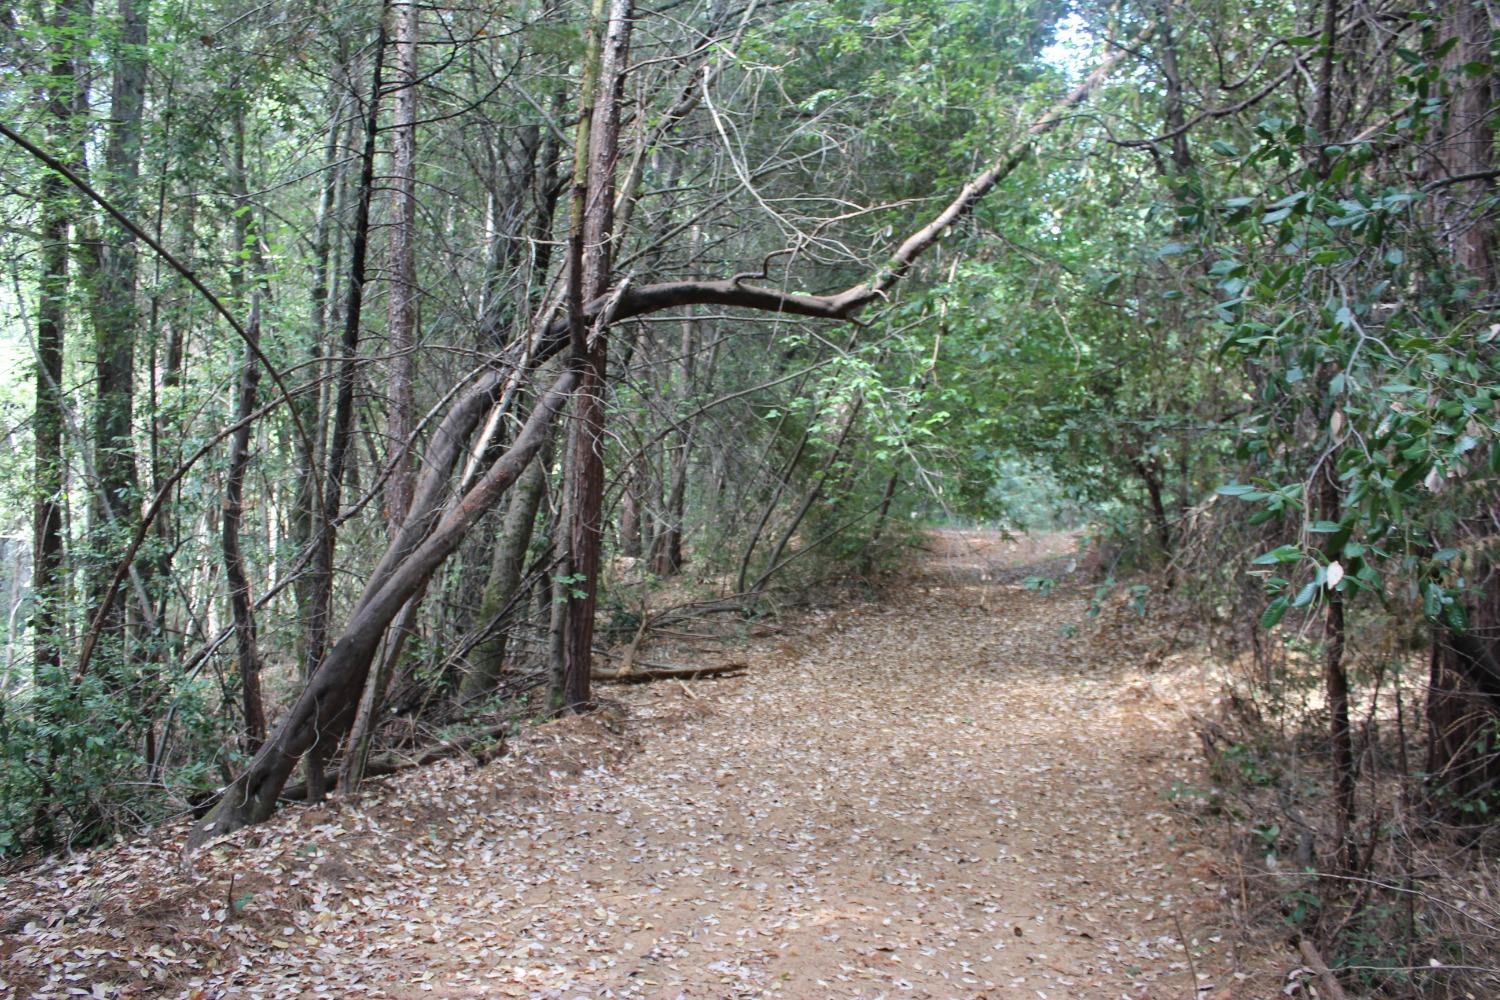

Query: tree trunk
<box><xmin>299</xmin><ymin>24</ymin><xmax>386</xmax><ymax>799</ymax></box>
<box><xmin>558</xmin><ymin>0</ymin><xmax>634</xmax><ymax>713</ymax></box>
<box><xmin>219</xmin><ymin>103</ymin><xmax>270</xmax><ymax>753</ymax></box>
<box><xmin>31</xmin><ymin>0</ymin><xmax>77</xmax><ymax>680</ymax></box>
<box><xmin>290</xmin><ymin>64</ymin><xmax>350</xmax><ymax>677</ymax></box>
<box><xmin>1128</xmin><ymin>454</ymin><xmax>1173</xmax><ymax>568</ymax></box>
<box><xmin>190</xmin><ymin>367</ymin><xmax>579</xmax><ymax>846</ymax></box>
<box><xmin>1311</xmin><ymin>0</ymin><xmax>1356</xmax><ymax>872</ymax></box>
<box><xmin>82</xmin><ymin>0</ymin><xmax>148</xmax><ymax>668</ymax></box>
<box><xmin>303</xmin><ymin>23</ymin><xmax>384</xmax><ymax>712</ymax></box>
<box><xmin>1426</xmin><ymin>0</ymin><xmax>1495</xmax><ymax>284</ymax></box>
<box><xmin>650</xmin><ymin>232</ymin><xmax>705</xmax><ymax>576</ymax></box>
<box><xmin>857</xmin><ymin>470</ymin><xmax>901</xmax><ymax>573</ymax></box>
<box><xmin>384</xmin><ymin>0</ymin><xmax>419</xmax><ymax>530</ymax></box>
<box><xmin>1425</xmin><ymin>0</ymin><xmax>1500</xmax><ymax>813</ymax></box>
<box><xmin>461</xmin><ymin>437</ymin><xmax>552</xmax><ymax>703</ymax></box>
<box><xmin>618</xmin><ymin>463</ymin><xmax>643</xmax><ymax>558</ymax></box>
<box><xmin>222</xmin><ymin>300</ymin><xmax>267</xmax><ymax>752</ymax></box>
<box><xmin>737</xmin><ymin>402</ymin><xmax>821</xmax><ymax>593</ymax></box>
<box><xmin>340</xmin><ymin>0</ymin><xmax>422</xmax><ymax>798</ymax></box>
<box><xmin>340</xmin><ymin>585</ymin><xmax>424</xmax><ymax>792</ymax></box>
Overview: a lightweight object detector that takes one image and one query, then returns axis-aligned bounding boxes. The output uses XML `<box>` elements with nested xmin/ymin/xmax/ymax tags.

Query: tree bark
<box><xmin>384</xmin><ymin>0</ymin><xmax>419</xmax><ymax>529</ymax></box>
<box><xmin>1311</xmin><ymin>0</ymin><xmax>1356</xmax><ymax>872</ymax></box>
<box><xmin>1426</xmin><ymin>0</ymin><xmax>1495</xmax><ymax>285</ymax></box>
<box><xmin>219</xmin><ymin>102</ymin><xmax>270</xmax><ymax>753</ymax></box>
<box><xmin>299</xmin><ymin>23</ymin><xmax>387</xmax><ymax>799</ymax></box>
<box><xmin>618</xmin><ymin>465</ymin><xmax>644</xmax><ymax>558</ymax></box>
<box><xmin>461</xmin><ymin>437</ymin><xmax>552</xmax><ymax>703</ymax></box>
<box><xmin>1319</xmin><ymin>465</ymin><xmax>1355</xmax><ymax>870</ymax></box>
<box><xmin>223</xmin><ymin>299</ymin><xmax>267</xmax><ymax>752</ymax></box>
<box><xmin>650</xmin><ymin>229</ymin><xmax>706</xmax><ymax>576</ymax></box>
<box><xmin>291</xmin><ymin>65</ymin><xmax>350</xmax><ymax>676</ymax></box>
<box><xmin>190</xmin><ymin>367</ymin><xmax>579</xmax><ymax>845</ymax></box>
<box><xmin>82</xmin><ymin>0</ymin><xmax>148</xmax><ymax>667</ymax></box>
<box><xmin>340</xmin><ymin>0</ymin><xmax>422</xmax><ymax>798</ymax></box>
<box><xmin>737</xmin><ymin>398</ymin><xmax>822</xmax><ymax>593</ymax></box>
<box><xmin>558</xmin><ymin>0</ymin><xmax>634</xmax><ymax>713</ymax></box>
<box><xmin>31</xmin><ymin>0</ymin><xmax>78</xmax><ymax>681</ymax></box>
<box><xmin>1424</xmin><ymin>0</ymin><xmax>1500</xmax><ymax>813</ymax></box>
<box><xmin>1128</xmin><ymin>454</ymin><xmax>1173</xmax><ymax>566</ymax></box>
<box><xmin>303</xmin><ymin>21</ymin><xmax>385</xmax><ymax>710</ymax></box>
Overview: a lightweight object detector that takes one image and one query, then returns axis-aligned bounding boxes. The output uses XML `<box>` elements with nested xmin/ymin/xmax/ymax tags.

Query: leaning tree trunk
<box><xmin>461</xmin><ymin>437</ymin><xmax>552</xmax><ymax>703</ymax></box>
<box><xmin>750</xmin><ymin>397</ymin><xmax>864</xmax><ymax>593</ymax></box>
<box><xmin>190</xmin><ymin>368</ymin><xmax>579</xmax><ymax>846</ymax></box>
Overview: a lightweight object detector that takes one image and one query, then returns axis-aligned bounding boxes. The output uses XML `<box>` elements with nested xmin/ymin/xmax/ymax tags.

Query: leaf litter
<box><xmin>1</xmin><ymin>530</ymin><xmax>1284</xmax><ymax>998</ymax></box>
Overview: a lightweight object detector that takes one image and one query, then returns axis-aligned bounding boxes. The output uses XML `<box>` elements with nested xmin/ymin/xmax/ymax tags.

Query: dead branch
<box><xmin>592</xmin><ymin>661</ymin><xmax>748</xmax><ymax>683</ymax></box>
<box><xmin>275</xmin><ymin>723</ymin><xmax>509</xmax><ymax>802</ymax></box>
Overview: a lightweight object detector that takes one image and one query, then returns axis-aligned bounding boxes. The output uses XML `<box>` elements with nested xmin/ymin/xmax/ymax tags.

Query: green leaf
<box><xmin>1292</xmin><ymin>579</ymin><xmax>1320</xmax><ymax>608</ymax></box>
<box><xmin>1252</xmin><ymin>544</ymin><xmax>1303</xmax><ymax>565</ymax></box>
<box><xmin>1422</xmin><ymin>582</ymin><xmax>1443</xmax><ymax>619</ymax></box>
<box><xmin>1260</xmin><ymin>597</ymin><xmax>1289</xmax><ymax>629</ymax></box>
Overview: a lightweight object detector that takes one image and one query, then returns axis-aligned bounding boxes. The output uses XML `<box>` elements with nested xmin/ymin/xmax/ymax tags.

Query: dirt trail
<box><xmin>2</xmin><ymin>531</ymin><xmax>1264</xmax><ymax>999</ymax></box>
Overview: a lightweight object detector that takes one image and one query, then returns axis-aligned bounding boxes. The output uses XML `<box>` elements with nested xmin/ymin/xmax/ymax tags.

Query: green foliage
<box><xmin>0</xmin><ymin>661</ymin><xmax>226</xmax><ymax>852</ymax></box>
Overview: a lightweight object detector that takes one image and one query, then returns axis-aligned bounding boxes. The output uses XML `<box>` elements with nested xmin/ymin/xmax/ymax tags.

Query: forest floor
<box><xmin>1</xmin><ymin>530</ymin><xmax>1291</xmax><ymax>999</ymax></box>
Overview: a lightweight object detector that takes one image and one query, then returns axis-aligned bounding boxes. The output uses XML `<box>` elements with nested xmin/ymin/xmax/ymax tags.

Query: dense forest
<box><xmin>0</xmin><ymin>0</ymin><xmax>1497</xmax><ymax>994</ymax></box>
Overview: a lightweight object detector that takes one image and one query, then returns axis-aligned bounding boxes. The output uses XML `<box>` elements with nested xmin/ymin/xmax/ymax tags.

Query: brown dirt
<box><xmin>0</xmin><ymin>531</ymin><xmax>1287</xmax><ymax>998</ymax></box>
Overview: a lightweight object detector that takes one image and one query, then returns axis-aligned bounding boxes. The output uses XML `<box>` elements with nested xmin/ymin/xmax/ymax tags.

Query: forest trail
<box><xmin>2</xmin><ymin>531</ymin><xmax>1266</xmax><ymax>999</ymax></box>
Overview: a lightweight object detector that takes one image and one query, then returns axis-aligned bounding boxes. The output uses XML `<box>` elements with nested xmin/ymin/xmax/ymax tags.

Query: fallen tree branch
<box><xmin>1298</xmin><ymin>939</ymin><xmax>1350</xmax><ymax>1000</ymax></box>
<box><xmin>275</xmin><ymin>723</ymin><xmax>509</xmax><ymax>802</ymax></box>
<box><xmin>593</xmin><ymin>662</ymin><xmax>748</xmax><ymax>684</ymax></box>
